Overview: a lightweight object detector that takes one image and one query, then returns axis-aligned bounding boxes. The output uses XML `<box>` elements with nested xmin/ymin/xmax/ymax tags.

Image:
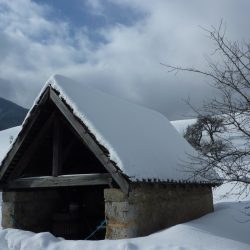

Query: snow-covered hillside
<box><xmin>0</xmin><ymin>124</ymin><xmax>249</xmax><ymax>250</ymax></box>
<box><xmin>171</xmin><ymin>118</ymin><xmax>196</xmax><ymax>135</ymax></box>
<box><xmin>0</xmin><ymin>126</ymin><xmax>21</xmax><ymax>164</ymax></box>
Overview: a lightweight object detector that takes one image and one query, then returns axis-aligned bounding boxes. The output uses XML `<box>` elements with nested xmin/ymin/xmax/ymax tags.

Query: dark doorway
<box><xmin>51</xmin><ymin>186</ymin><xmax>107</xmax><ymax>240</ymax></box>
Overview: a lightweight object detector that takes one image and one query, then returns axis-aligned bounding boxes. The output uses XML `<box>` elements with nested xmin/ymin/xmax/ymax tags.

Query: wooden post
<box><xmin>52</xmin><ymin>117</ymin><xmax>62</xmax><ymax>177</ymax></box>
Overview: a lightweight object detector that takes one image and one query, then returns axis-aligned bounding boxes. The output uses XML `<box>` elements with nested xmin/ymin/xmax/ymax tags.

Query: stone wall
<box><xmin>2</xmin><ymin>190</ymin><xmax>61</xmax><ymax>232</ymax></box>
<box><xmin>104</xmin><ymin>184</ymin><xmax>213</xmax><ymax>239</ymax></box>
<box><xmin>1</xmin><ymin>184</ymin><xmax>214</xmax><ymax>240</ymax></box>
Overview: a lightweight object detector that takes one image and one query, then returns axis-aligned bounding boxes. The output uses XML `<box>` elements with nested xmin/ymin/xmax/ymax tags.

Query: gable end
<box><xmin>0</xmin><ymin>86</ymin><xmax>130</xmax><ymax>193</ymax></box>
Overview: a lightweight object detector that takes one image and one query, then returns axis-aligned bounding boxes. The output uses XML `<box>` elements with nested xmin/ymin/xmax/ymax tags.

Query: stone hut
<box><xmin>0</xmin><ymin>75</ymin><xmax>217</xmax><ymax>240</ymax></box>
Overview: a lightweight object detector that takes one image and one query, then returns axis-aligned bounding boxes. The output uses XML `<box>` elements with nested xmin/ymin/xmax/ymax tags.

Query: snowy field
<box><xmin>0</xmin><ymin>124</ymin><xmax>249</xmax><ymax>249</ymax></box>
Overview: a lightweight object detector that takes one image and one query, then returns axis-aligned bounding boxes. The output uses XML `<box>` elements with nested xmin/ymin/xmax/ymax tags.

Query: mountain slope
<box><xmin>0</xmin><ymin>97</ymin><xmax>28</xmax><ymax>130</ymax></box>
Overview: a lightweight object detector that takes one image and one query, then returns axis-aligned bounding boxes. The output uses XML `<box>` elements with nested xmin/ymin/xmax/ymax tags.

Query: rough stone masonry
<box><xmin>104</xmin><ymin>183</ymin><xmax>213</xmax><ymax>239</ymax></box>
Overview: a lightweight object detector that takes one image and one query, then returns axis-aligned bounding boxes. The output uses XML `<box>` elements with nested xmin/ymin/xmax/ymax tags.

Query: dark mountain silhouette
<box><xmin>0</xmin><ymin>97</ymin><xmax>28</xmax><ymax>131</ymax></box>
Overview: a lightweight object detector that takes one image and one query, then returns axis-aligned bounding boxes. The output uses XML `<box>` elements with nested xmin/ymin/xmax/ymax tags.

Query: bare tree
<box><xmin>163</xmin><ymin>22</ymin><xmax>250</xmax><ymax>195</ymax></box>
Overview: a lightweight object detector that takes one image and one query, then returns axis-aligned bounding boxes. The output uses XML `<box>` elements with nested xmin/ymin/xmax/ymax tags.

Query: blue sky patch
<box><xmin>33</xmin><ymin>0</ymin><xmax>145</xmax><ymax>44</ymax></box>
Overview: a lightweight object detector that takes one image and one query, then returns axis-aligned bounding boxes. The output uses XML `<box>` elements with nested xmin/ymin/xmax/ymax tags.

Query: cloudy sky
<box><xmin>0</xmin><ymin>0</ymin><xmax>250</xmax><ymax>120</ymax></box>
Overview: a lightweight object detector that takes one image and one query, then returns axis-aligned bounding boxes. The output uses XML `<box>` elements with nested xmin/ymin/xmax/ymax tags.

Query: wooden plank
<box><xmin>8</xmin><ymin>113</ymin><xmax>55</xmax><ymax>180</ymax></box>
<box><xmin>0</xmin><ymin>87</ymin><xmax>51</xmax><ymax>180</ymax></box>
<box><xmin>52</xmin><ymin>117</ymin><xmax>62</xmax><ymax>177</ymax></box>
<box><xmin>4</xmin><ymin>173</ymin><xmax>112</xmax><ymax>189</ymax></box>
<box><xmin>49</xmin><ymin>89</ymin><xmax>130</xmax><ymax>193</ymax></box>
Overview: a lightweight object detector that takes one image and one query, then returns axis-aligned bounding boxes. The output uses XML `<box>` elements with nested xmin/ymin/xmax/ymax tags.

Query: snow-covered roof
<box><xmin>1</xmin><ymin>75</ymin><xmax>216</xmax><ymax>184</ymax></box>
<box><xmin>38</xmin><ymin>74</ymin><xmax>207</xmax><ymax>183</ymax></box>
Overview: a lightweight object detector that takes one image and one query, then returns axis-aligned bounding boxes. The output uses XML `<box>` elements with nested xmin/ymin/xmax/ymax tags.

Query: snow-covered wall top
<box><xmin>40</xmin><ymin>74</ymin><xmax>206</xmax><ymax>182</ymax></box>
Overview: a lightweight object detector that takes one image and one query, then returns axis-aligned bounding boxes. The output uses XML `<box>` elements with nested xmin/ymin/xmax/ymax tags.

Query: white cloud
<box><xmin>0</xmin><ymin>0</ymin><xmax>250</xmax><ymax>119</ymax></box>
<box><xmin>86</xmin><ymin>0</ymin><xmax>104</xmax><ymax>14</ymax></box>
<box><xmin>0</xmin><ymin>0</ymin><xmax>93</xmax><ymax>103</ymax></box>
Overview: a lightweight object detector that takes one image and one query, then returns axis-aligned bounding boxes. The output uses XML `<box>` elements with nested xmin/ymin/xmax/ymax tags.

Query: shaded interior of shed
<box><xmin>4</xmin><ymin>99</ymin><xmax>116</xmax><ymax>239</ymax></box>
<box><xmin>50</xmin><ymin>186</ymin><xmax>106</xmax><ymax>240</ymax></box>
<box><xmin>18</xmin><ymin>110</ymin><xmax>107</xmax><ymax>178</ymax></box>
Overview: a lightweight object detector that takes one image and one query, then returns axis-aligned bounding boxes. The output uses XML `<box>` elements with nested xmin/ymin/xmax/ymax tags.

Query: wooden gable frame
<box><xmin>0</xmin><ymin>86</ymin><xmax>130</xmax><ymax>193</ymax></box>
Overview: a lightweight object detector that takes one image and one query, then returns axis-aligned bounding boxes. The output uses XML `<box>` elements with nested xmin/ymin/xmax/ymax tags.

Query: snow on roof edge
<box><xmin>0</xmin><ymin>74</ymin><xmax>124</xmax><ymax>171</ymax></box>
<box><xmin>1</xmin><ymin>74</ymin><xmax>130</xmax><ymax>180</ymax></box>
<box><xmin>0</xmin><ymin>74</ymin><xmax>219</xmax><ymax>185</ymax></box>
<box><xmin>47</xmin><ymin>76</ymin><xmax>124</xmax><ymax>172</ymax></box>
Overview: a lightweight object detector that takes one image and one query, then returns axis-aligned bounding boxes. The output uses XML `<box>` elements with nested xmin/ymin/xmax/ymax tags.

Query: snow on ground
<box><xmin>0</xmin><ymin>184</ymin><xmax>249</xmax><ymax>250</ymax></box>
<box><xmin>213</xmin><ymin>182</ymin><xmax>250</xmax><ymax>203</ymax></box>
<box><xmin>0</xmin><ymin>200</ymin><xmax>249</xmax><ymax>250</ymax></box>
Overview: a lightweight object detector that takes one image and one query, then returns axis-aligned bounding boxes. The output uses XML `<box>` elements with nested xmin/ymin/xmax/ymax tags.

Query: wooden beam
<box><xmin>0</xmin><ymin>87</ymin><xmax>50</xmax><ymax>180</ymax></box>
<box><xmin>8</xmin><ymin>113</ymin><xmax>55</xmax><ymax>180</ymax></box>
<box><xmin>4</xmin><ymin>173</ymin><xmax>112</xmax><ymax>189</ymax></box>
<box><xmin>49</xmin><ymin>89</ymin><xmax>130</xmax><ymax>193</ymax></box>
<box><xmin>52</xmin><ymin>117</ymin><xmax>62</xmax><ymax>177</ymax></box>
